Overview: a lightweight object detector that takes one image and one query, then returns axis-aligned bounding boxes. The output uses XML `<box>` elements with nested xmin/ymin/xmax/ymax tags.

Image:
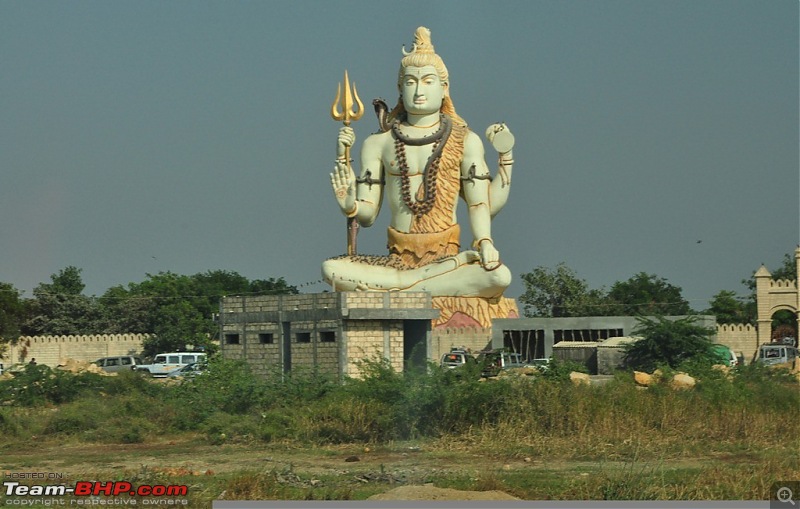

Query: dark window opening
<box><xmin>296</xmin><ymin>332</ymin><xmax>311</xmax><ymax>343</ymax></box>
<box><xmin>259</xmin><ymin>333</ymin><xmax>274</xmax><ymax>344</ymax></box>
<box><xmin>503</xmin><ymin>330</ymin><xmax>545</xmax><ymax>362</ymax></box>
<box><xmin>554</xmin><ymin>329</ymin><xmax>625</xmax><ymax>343</ymax></box>
<box><xmin>225</xmin><ymin>333</ymin><xmax>240</xmax><ymax>345</ymax></box>
<box><xmin>320</xmin><ymin>331</ymin><xmax>336</xmax><ymax>343</ymax></box>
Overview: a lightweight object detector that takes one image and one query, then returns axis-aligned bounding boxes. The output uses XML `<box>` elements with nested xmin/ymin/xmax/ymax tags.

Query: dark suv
<box><xmin>478</xmin><ymin>349</ymin><xmax>525</xmax><ymax>377</ymax></box>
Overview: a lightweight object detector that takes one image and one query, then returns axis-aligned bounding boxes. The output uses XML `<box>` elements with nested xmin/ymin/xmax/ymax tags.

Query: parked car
<box><xmin>440</xmin><ymin>348</ymin><xmax>477</xmax><ymax>369</ymax></box>
<box><xmin>167</xmin><ymin>362</ymin><xmax>206</xmax><ymax>379</ymax></box>
<box><xmin>527</xmin><ymin>358</ymin><xmax>551</xmax><ymax>372</ymax></box>
<box><xmin>133</xmin><ymin>352</ymin><xmax>207</xmax><ymax>377</ymax></box>
<box><xmin>709</xmin><ymin>344</ymin><xmax>738</xmax><ymax>367</ymax></box>
<box><xmin>478</xmin><ymin>349</ymin><xmax>525</xmax><ymax>377</ymax></box>
<box><xmin>93</xmin><ymin>355</ymin><xmax>145</xmax><ymax>373</ymax></box>
<box><xmin>755</xmin><ymin>343</ymin><xmax>799</xmax><ymax>368</ymax></box>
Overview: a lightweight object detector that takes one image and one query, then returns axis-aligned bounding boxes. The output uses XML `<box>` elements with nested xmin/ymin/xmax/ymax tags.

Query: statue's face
<box><xmin>401</xmin><ymin>65</ymin><xmax>446</xmax><ymax>115</ymax></box>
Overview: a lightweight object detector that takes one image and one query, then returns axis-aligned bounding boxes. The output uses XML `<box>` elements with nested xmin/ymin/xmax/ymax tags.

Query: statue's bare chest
<box><xmin>384</xmin><ymin>125</ymin><xmax>445</xmax><ymax>177</ymax></box>
<box><xmin>385</xmin><ymin>144</ymin><xmax>436</xmax><ymax>176</ymax></box>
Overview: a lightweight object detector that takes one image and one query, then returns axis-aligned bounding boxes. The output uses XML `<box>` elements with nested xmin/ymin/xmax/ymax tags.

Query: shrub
<box><xmin>170</xmin><ymin>357</ymin><xmax>266</xmax><ymax>416</ymax></box>
<box><xmin>0</xmin><ymin>365</ymin><xmax>106</xmax><ymax>406</ymax></box>
<box><xmin>625</xmin><ymin>315</ymin><xmax>716</xmax><ymax>372</ymax></box>
<box><xmin>538</xmin><ymin>357</ymin><xmax>588</xmax><ymax>382</ymax></box>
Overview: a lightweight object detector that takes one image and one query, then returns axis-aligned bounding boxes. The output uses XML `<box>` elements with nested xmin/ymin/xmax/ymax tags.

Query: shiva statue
<box><xmin>323</xmin><ymin>27</ymin><xmax>518</xmax><ymax>326</ymax></box>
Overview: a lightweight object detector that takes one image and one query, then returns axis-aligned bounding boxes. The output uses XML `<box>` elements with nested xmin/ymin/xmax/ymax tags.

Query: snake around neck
<box><xmin>391</xmin><ymin>114</ymin><xmax>452</xmax><ymax>218</ymax></box>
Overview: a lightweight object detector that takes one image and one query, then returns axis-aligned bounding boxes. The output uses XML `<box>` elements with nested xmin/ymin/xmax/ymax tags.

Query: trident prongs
<box><xmin>330</xmin><ymin>70</ymin><xmax>364</xmax><ymax>127</ymax></box>
<box><xmin>330</xmin><ymin>70</ymin><xmax>365</xmax><ymax>257</ymax></box>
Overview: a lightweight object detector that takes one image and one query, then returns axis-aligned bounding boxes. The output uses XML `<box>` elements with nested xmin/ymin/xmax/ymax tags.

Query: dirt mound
<box><xmin>367</xmin><ymin>485</ymin><xmax>519</xmax><ymax>500</ymax></box>
<box><xmin>57</xmin><ymin>358</ymin><xmax>108</xmax><ymax>375</ymax></box>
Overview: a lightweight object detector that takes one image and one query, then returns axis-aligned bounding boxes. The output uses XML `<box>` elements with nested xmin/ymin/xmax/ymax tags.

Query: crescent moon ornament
<box><xmin>401</xmin><ymin>43</ymin><xmax>417</xmax><ymax>56</ymax></box>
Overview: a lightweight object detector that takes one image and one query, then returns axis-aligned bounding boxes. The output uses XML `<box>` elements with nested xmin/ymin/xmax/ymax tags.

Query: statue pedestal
<box><xmin>431</xmin><ymin>296</ymin><xmax>519</xmax><ymax>329</ymax></box>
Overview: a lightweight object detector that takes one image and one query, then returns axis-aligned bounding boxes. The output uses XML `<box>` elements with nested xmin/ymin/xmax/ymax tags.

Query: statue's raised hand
<box><xmin>331</xmin><ymin>126</ymin><xmax>357</xmax><ymax>215</ymax></box>
<box><xmin>485</xmin><ymin>123</ymin><xmax>515</xmax><ymax>154</ymax></box>
<box><xmin>330</xmin><ymin>157</ymin><xmax>356</xmax><ymax>216</ymax></box>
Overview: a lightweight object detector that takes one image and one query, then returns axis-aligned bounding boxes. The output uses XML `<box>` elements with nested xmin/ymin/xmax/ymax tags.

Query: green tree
<box><xmin>624</xmin><ymin>315</ymin><xmax>716</xmax><ymax>372</ymax></box>
<box><xmin>104</xmin><ymin>272</ymin><xmax>212</xmax><ymax>356</ymax></box>
<box><xmin>770</xmin><ymin>252</ymin><xmax>796</xmax><ymax>281</ymax></box>
<box><xmin>606</xmin><ymin>272</ymin><xmax>691</xmax><ymax>316</ymax></box>
<box><xmin>143</xmin><ymin>300</ymin><xmax>214</xmax><ymax>356</ymax></box>
<box><xmin>45</xmin><ymin>266</ymin><xmax>86</xmax><ymax>295</ymax></box>
<box><xmin>100</xmin><ymin>270</ymin><xmax>298</xmax><ymax>356</ymax></box>
<box><xmin>0</xmin><ymin>282</ymin><xmax>28</xmax><ymax>345</ymax></box>
<box><xmin>741</xmin><ymin>251</ymin><xmax>796</xmax><ymax>293</ymax></box>
<box><xmin>519</xmin><ymin>263</ymin><xmax>607</xmax><ymax>317</ymax></box>
<box><xmin>97</xmin><ymin>284</ymin><xmax>152</xmax><ymax>333</ymax></box>
<box><xmin>23</xmin><ymin>267</ymin><xmax>102</xmax><ymax>335</ymax></box>
<box><xmin>705</xmin><ymin>290</ymin><xmax>752</xmax><ymax>325</ymax></box>
<box><xmin>249</xmin><ymin>277</ymin><xmax>298</xmax><ymax>296</ymax></box>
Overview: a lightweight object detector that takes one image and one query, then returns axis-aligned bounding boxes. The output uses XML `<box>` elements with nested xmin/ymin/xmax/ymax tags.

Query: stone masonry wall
<box><xmin>430</xmin><ymin>327</ymin><xmax>492</xmax><ymax>361</ymax></box>
<box><xmin>222</xmin><ymin>327</ymin><xmax>340</xmax><ymax>378</ymax></box>
<box><xmin>341</xmin><ymin>292</ymin><xmax>430</xmax><ymax>310</ymax></box>
<box><xmin>221</xmin><ymin>292</ymin><xmax>433</xmax><ymax>378</ymax></box>
<box><xmin>716</xmin><ymin>324</ymin><xmax>759</xmax><ymax>363</ymax></box>
<box><xmin>5</xmin><ymin>334</ymin><xmax>148</xmax><ymax>367</ymax></box>
<box><xmin>344</xmin><ymin>320</ymin><xmax>392</xmax><ymax>377</ymax></box>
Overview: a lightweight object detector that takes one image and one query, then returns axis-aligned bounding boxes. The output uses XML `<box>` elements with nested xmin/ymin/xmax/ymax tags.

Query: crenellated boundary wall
<box><xmin>715</xmin><ymin>324</ymin><xmax>759</xmax><ymax>363</ymax></box>
<box><xmin>3</xmin><ymin>334</ymin><xmax>148</xmax><ymax>367</ymax></box>
<box><xmin>431</xmin><ymin>327</ymin><xmax>493</xmax><ymax>359</ymax></box>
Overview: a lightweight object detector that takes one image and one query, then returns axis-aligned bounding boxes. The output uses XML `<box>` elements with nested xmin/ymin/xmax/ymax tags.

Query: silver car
<box><xmin>167</xmin><ymin>362</ymin><xmax>206</xmax><ymax>379</ymax></box>
<box><xmin>94</xmin><ymin>356</ymin><xmax>144</xmax><ymax>373</ymax></box>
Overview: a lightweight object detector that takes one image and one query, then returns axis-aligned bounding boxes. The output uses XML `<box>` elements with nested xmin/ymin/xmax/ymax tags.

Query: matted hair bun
<box><xmin>402</xmin><ymin>27</ymin><xmax>434</xmax><ymax>56</ymax></box>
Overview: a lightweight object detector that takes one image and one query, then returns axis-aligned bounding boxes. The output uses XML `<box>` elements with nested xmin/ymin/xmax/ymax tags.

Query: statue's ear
<box><xmin>443</xmin><ymin>82</ymin><xmax>450</xmax><ymax>97</ymax></box>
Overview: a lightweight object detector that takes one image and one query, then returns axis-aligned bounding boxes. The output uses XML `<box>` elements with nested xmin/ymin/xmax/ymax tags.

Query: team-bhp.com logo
<box><xmin>4</xmin><ymin>480</ymin><xmax>188</xmax><ymax>505</ymax></box>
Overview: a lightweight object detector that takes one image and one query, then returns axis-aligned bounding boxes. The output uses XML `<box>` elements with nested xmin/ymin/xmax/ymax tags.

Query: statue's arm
<box><xmin>353</xmin><ymin>134</ymin><xmax>384</xmax><ymax>228</ymax></box>
<box><xmin>461</xmin><ymin>131</ymin><xmax>500</xmax><ymax>270</ymax></box>
<box><xmin>331</xmin><ymin>128</ymin><xmax>384</xmax><ymax>227</ymax></box>
<box><xmin>485</xmin><ymin>123</ymin><xmax>515</xmax><ymax>218</ymax></box>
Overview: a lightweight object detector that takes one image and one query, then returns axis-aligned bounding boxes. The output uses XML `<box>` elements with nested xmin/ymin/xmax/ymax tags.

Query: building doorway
<box><xmin>403</xmin><ymin>320</ymin><xmax>428</xmax><ymax>372</ymax></box>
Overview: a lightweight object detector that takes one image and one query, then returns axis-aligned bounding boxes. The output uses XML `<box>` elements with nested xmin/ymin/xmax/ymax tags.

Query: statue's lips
<box><xmin>414</xmin><ymin>98</ymin><xmax>427</xmax><ymax>104</ymax></box>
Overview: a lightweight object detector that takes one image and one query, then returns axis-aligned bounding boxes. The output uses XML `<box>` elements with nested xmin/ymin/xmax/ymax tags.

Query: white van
<box><xmin>134</xmin><ymin>352</ymin><xmax>207</xmax><ymax>377</ymax></box>
<box><xmin>756</xmin><ymin>343</ymin><xmax>799</xmax><ymax>368</ymax></box>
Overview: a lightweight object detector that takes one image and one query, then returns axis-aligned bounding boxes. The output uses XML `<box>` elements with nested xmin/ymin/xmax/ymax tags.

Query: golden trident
<box><xmin>330</xmin><ymin>70</ymin><xmax>364</xmax><ymax>256</ymax></box>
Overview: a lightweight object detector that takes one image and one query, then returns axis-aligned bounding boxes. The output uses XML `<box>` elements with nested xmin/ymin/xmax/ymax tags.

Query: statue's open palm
<box><xmin>330</xmin><ymin>162</ymin><xmax>356</xmax><ymax>214</ymax></box>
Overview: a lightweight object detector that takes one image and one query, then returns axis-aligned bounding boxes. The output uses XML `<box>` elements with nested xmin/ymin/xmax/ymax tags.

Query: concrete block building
<box><xmin>219</xmin><ymin>292</ymin><xmax>439</xmax><ymax>378</ymax></box>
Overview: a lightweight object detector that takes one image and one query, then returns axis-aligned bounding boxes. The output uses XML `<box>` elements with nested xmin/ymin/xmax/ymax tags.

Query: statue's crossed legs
<box><xmin>322</xmin><ymin>250</ymin><xmax>511</xmax><ymax>298</ymax></box>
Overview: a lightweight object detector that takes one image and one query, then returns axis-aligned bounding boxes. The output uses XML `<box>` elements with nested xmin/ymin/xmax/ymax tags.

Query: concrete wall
<box><xmin>596</xmin><ymin>337</ymin><xmax>639</xmax><ymax>375</ymax></box>
<box><xmin>552</xmin><ymin>341</ymin><xmax>598</xmax><ymax>373</ymax></box>
<box><xmin>492</xmin><ymin>315</ymin><xmax>717</xmax><ymax>365</ymax></box>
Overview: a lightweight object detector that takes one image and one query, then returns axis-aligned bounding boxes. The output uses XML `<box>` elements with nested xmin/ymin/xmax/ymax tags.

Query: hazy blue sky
<box><xmin>2</xmin><ymin>1</ymin><xmax>797</xmax><ymax>310</ymax></box>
